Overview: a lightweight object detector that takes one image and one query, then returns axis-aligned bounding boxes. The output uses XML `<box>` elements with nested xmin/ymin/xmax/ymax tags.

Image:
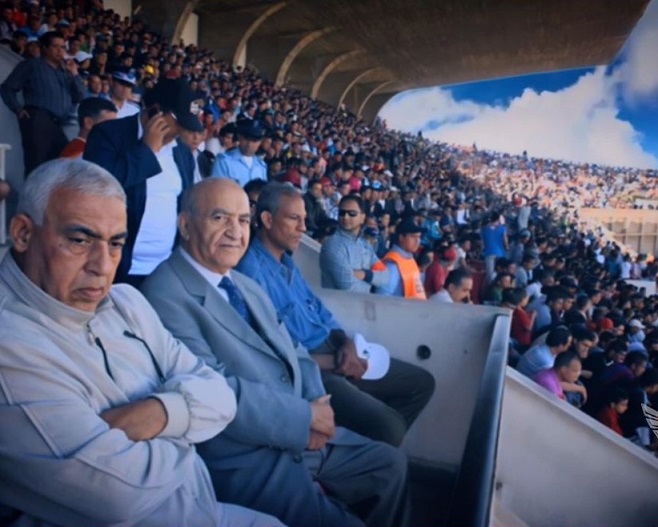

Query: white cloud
<box><xmin>379</xmin><ymin>1</ymin><xmax>658</xmax><ymax>170</ymax></box>
<box><xmin>618</xmin><ymin>0</ymin><xmax>658</xmax><ymax>105</ymax></box>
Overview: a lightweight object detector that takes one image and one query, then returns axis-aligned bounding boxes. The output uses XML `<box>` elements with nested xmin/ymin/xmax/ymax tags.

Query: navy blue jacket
<box><xmin>84</xmin><ymin>114</ymin><xmax>194</xmax><ymax>282</ymax></box>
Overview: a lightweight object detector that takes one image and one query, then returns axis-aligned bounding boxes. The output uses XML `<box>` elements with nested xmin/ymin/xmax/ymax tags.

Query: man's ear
<box><xmin>178</xmin><ymin>213</ymin><xmax>190</xmax><ymax>241</ymax></box>
<box><xmin>10</xmin><ymin>214</ymin><xmax>35</xmax><ymax>253</ymax></box>
<box><xmin>259</xmin><ymin>210</ymin><xmax>273</xmax><ymax>230</ymax></box>
<box><xmin>82</xmin><ymin>115</ymin><xmax>94</xmax><ymax>132</ymax></box>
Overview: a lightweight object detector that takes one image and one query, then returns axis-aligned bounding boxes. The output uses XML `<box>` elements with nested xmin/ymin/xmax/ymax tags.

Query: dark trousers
<box><xmin>18</xmin><ymin>107</ymin><xmax>69</xmax><ymax>177</ymax></box>
<box><xmin>322</xmin><ymin>358</ymin><xmax>436</xmax><ymax>446</ymax></box>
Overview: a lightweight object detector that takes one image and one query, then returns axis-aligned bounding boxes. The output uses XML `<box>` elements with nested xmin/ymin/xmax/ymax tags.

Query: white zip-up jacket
<box><xmin>0</xmin><ymin>253</ymin><xmax>237</xmax><ymax>526</ymax></box>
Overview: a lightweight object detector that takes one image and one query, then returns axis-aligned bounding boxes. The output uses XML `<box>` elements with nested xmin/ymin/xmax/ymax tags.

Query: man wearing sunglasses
<box><xmin>320</xmin><ymin>194</ymin><xmax>389</xmax><ymax>293</ymax></box>
<box><xmin>238</xmin><ymin>183</ymin><xmax>435</xmax><ymax>447</ymax></box>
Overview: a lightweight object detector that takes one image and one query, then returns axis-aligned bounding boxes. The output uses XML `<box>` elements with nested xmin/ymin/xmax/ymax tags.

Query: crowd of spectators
<box><xmin>1</xmin><ymin>0</ymin><xmax>658</xmax><ymax>508</ymax></box>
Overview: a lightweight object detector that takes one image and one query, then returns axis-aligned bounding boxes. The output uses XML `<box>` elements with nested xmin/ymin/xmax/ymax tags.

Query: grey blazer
<box><xmin>141</xmin><ymin>248</ymin><xmax>342</xmax><ymax>466</ymax></box>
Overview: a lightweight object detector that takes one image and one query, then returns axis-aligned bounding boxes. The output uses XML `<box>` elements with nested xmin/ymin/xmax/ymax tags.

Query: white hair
<box><xmin>17</xmin><ymin>158</ymin><xmax>126</xmax><ymax>225</ymax></box>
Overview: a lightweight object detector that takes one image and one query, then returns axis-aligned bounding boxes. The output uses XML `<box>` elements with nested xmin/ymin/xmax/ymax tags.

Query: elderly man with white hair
<box><xmin>0</xmin><ymin>158</ymin><xmax>283</xmax><ymax>527</ymax></box>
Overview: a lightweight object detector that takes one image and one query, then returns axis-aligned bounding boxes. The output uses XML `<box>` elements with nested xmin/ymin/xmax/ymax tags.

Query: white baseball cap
<box><xmin>354</xmin><ymin>333</ymin><xmax>390</xmax><ymax>380</ymax></box>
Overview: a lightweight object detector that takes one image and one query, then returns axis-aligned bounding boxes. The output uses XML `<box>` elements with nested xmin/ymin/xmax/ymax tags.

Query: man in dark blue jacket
<box><xmin>85</xmin><ymin>78</ymin><xmax>204</xmax><ymax>285</ymax></box>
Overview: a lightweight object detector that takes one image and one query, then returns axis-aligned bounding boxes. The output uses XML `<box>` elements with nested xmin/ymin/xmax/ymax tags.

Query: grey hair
<box><xmin>255</xmin><ymin>182</ymin><xmax>301</xmax><ymax>222</ymax></box>
<box><xmin>17</xmin><ymin>159</ymin><xmax>126</xmax><ymax>226</ymax></box>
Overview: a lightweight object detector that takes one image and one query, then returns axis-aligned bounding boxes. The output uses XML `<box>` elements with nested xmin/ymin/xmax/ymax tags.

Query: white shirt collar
<box><xmin>180</xmin><ymin>248</ymin><xmax>231</xmax><ymax>287</ymax></box>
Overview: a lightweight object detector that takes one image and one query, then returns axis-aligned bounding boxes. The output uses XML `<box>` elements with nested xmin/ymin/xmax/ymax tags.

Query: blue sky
<box><xmin>379</xmin><ymin>0</ymin><xmax>658</xmax><ymax>169</ymax></box>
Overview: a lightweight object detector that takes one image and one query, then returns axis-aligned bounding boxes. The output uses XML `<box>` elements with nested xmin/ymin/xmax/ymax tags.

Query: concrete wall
<box><xmin>497</xmin><ymin>369</ymin><xmax>658</xmax><ymax>527</ymax></box>
<box><xmin>294</xmin><ymin>235</ymin><xmax>510</xmax><ymax>466</ymax></box>
<box><xmin>317</xmin><ymin>286</ymin><xmax>510</xmax><ymax>466</ymax></box>
<box><xmin>0</xmin><ymin>45</ymin><xmax>25</xmax><ymax>220</ymax></box>
<box><xmin>580</xmin><ymin>207</ymin><xmax>658</xmax><ymax>256</ymax></box>
<box><xmin>104</xmin><ymin>0</ymin><xmax>132</xmax><ymax>20</ymax></box>
<box><xmin>179</xmin><ymin>12</ymin><xmax>198</xmax><ymax>47</ymax></box>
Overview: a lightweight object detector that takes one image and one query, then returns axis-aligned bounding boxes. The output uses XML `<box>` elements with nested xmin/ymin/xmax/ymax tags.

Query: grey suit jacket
<box><xmin>141</xmin><ymin>248</ymin><xmax>334</xmax><ymax>465</ymax></box>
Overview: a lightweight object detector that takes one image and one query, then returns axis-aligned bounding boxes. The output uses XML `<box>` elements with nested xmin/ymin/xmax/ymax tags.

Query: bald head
<box><xmin>180</xmin><ymin>178</ymin><xmax>245</xmax><ymax>216</ymax></box>
<box><xmin>178</xmin><ymin>178</ymin><xmax>251</xmax><ymax>274</ymax></box>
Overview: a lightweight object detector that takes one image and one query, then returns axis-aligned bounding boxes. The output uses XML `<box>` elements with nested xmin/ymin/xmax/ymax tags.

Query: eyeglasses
<box><xmin>338</xmin><ymin>209</ymin><xmax>360</xmax><ymax>218</ymax></box>
<box><xmin>93</xmin><ymin>330</ymin><xmax>165</xmax><ymax>384</ymax></box>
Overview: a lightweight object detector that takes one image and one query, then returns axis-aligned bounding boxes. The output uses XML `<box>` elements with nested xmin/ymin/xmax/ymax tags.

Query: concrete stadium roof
<box><xmin>140</xmin><ymin>0</ymin><xmax>650</xmax><ymax>122</ymax></box>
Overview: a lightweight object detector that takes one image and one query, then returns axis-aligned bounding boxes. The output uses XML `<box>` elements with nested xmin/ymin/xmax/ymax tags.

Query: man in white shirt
<box><xmin>84</xmin><ymin>78</ymin><xmax>205</xmax><ymax>286</ymax></box>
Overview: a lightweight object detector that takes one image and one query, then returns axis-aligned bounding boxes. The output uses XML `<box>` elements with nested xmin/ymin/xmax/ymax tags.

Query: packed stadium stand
<box><xmin>1</xmin><ymin>1</ymin><xmax>658</xmax><ymax>526</ymax></box>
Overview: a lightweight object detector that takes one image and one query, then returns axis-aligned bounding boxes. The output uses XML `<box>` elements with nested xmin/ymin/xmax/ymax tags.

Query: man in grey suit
<box><xmin>141</xmin><ymin>178</ymin><xmax>409</xmax><ymax>527</ymax></box>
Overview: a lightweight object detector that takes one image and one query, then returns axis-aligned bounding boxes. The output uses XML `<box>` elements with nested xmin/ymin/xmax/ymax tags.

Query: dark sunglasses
<box><xmin>338</xmin><ymin>209</ymin><xmax>360</xmax><ymax>218</ymax></box>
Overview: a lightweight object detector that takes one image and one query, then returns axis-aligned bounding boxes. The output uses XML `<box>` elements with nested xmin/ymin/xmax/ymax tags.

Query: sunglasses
<box><xmin>338</xmin><ymin>209</ymin><xmax>360</xmax><ymax>218</ymax></box>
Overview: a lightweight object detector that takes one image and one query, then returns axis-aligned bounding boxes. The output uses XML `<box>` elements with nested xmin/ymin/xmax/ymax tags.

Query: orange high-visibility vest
<box><xmin>382</xmin><ymin>250</ymin><xmax>427</xmax><ymax>300</ymax></box>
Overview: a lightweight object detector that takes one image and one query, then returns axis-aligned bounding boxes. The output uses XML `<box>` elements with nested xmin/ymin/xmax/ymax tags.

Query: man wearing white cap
<box><xmin>628</xmin><ymin>319</ymin><xmax>646</xmax><ymax>344</ymax></box>
<box><xmin>109</xmin><ymin>70</ymin><xmax>140</xmax><ymax>119</ymax></box>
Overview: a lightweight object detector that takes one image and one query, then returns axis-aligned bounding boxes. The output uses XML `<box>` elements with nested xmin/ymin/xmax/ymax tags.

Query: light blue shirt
<box><xmin>320</xmin><ymin>229</ymin><xmax>388</xmax><ymax>293</ymax></box>
<box><xmin>516</xmin><ymin>344</ymin><xmax>554</xmax><ymax>378</ymax></box>
<box><xmin>375</xmin><ymin>245</ymin><xmax>413</xmax><ymax>297</ymax></box>
<box><xmin>211</xmin><ymin>148</ymin><xmax>267</xmax><ymax>188</ymax></box>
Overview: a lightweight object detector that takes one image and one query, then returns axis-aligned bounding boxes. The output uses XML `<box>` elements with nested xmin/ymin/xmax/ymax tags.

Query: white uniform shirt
<box><xmin>130</xmin><ymin>124</ymin><xmax>182</xmax><ymax>275</ymax></box>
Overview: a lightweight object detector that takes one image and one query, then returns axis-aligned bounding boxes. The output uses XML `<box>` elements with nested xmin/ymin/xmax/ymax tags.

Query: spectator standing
<box><xmin>212</xmin><ymin>119</ymin><xmax>267</xmax><ymax>187</ymax></box>
<box><xmin>320</xmin><ymin>194</ymin><xmax>388</xmax><ymax>293</ymax></box>
<box><xmin>481</xmin><ymin>212</ymin><xmax>508</xmax><ymax>284</ymax></box>
<box><xmin>517</xmin><ymin>196</ymin><xmax>531</xmax><ymax>230</ymax></box>
<box><xmin>0</xmin><ymin>5</ymin><xmax>17</xmax><ymax>41</ymax></box>
<box><xmin>1</xmin><ymin>31</ymin><xmax>86</xmax><ymax>177</ymax></box>
<box><xmin>84</xmin><ymin>78</ymin><xmax>202</xmax><ymax>286</ymax></box>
